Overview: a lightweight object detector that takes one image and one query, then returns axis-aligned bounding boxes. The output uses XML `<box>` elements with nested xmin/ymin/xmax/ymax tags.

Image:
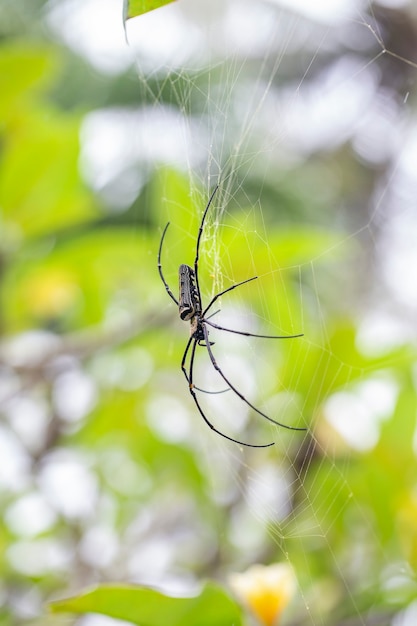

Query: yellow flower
<box><xmin>229</xmin><ymin>563</ymin><xmax>296</xmax><ymax>626</ymax></box>
<box><xmin>24</xmin><ymin>268</ymin><xmax>79</xmax><ymax>318</ymax></box>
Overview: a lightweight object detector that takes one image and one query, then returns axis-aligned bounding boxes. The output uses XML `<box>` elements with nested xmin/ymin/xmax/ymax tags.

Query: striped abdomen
<box><xmin>178</xmin><ymin>264</ymin><xmax>200</xmax><ymax>321</ymax></box>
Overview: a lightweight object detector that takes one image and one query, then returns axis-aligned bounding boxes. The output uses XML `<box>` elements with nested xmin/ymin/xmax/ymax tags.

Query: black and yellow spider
<box><xmin>158</xmin><ymin>186</ymin><xmax>306</xmax><ymax>447</ymax></box>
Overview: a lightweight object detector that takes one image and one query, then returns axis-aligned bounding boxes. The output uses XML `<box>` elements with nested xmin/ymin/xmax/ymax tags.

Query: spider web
<box><xmin>121</xmin><ymin>2</ymin><xmax>417</xmax><ymax>624</ymax></box>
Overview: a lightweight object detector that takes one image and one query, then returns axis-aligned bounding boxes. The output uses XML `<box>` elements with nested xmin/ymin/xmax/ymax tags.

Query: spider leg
<box><xmin>181</xmin><ymin>335</ymin><xmax>229</xmax><ymax>395</ymax></box>
<box><xmin>203</xmin><ymin>276</ymin><xmax>258</xmax><ymax>317</ymax></box>
<box><xmin>205</xmin><ymin>309</ymin><xmax>221</xmax><ymax>321</ymax></box>
<box><xmin>194</xmin><ymin>185</ymin><xmax>220</xmax><ymax>305</ymax></box>
<box><xmin>158</xmin><ymin>222</ymin><xmax>179</xmax><ymax>306</ymax></box>
<box><xmin>188</xmin><ymin>337</ymin><xmax>274</xmax><ymax>448</ymax></box>
<box><xmin>194</xmin><ymin>386</ymin><xmax>230</xmax><ymax>395</ymax></box>
<box><xmin>181</xmin><ymin>336</ymin><xmax>194</xmax><ymax>386</ymax></box>
<box><xmin>202</xmin><ymin>324</ymin><xmax>307</xmax><ymax>432</ymax></box>
<box><xmin>204</xmin><ymin>319</ymin><xmax>303</xmax><ymax>339</ymax></box>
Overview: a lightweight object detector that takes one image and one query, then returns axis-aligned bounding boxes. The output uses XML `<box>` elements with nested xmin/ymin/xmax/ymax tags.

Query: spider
<box><xmin>158</xmin><ymin>185</ymin><xmax>306</xmax><ymax>448</ymax></box>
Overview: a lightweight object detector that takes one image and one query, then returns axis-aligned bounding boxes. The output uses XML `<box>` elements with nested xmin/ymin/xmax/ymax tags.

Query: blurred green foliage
<box><xmin>124</xmin><ymin>0</ymin><xmax>177</xmax><ymax>20</ymax></box>
<box><xmin>50</xmin><ymin>582</ymin><xmax>243</xmax><ymax>626</ymax></box>
<box><xmin>0</xmin><ymin>2</ymin><xmax>417</xmax><ymax>626</ymax></box>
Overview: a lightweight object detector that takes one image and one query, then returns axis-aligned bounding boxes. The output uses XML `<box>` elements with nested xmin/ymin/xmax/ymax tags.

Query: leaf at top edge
<box><xmin>124</xmin><ymin>0</ymin><xmax>177</xmax><ymax>20</ymax></box>
<box><xmin>49</xmin><ymin>581</ymin><xmax>243</xmax><ymax>626</ymax></box>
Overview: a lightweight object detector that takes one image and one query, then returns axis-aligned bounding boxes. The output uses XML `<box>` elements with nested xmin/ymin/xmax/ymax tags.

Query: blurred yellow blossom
<box><xmin>229</xmin><ymin>563</ymin><xmax>296</xmax><ymax>626</ymax></box>
<box><xmin>24</xmin><ymin>268</ymin><xmax>79</xmax><ymax>318</ymax></box>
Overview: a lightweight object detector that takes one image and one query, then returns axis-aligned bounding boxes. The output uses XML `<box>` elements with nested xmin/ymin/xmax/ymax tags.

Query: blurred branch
<box><xmin>0</xmin><ymin>307</ymin><xmax>173</xmax><ymax>406</ymax></box>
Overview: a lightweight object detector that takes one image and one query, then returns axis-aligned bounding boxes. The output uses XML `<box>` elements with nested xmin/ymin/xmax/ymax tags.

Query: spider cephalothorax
<box><xmin>158</xmin><ymin>185</ymin><xmax>306</xmax><ymax>447</ymax></box>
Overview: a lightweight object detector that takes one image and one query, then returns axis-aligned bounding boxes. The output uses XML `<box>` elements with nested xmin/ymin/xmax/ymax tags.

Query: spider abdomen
<box><xmin>179</xmin><ymin>264</ymin><xmax>201</xmax><ymax>321</ymax></box>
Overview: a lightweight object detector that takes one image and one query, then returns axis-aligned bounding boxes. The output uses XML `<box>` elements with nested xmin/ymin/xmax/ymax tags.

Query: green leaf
<box><xmin>0</xmin><ymin>43</ymin><xmax>57</xmax><ymax>119</ymax></box>
<box><xmin>49</xmin><ymin>582</ymin><xmax>243</xmax><ymax>626</ymax></box>
<box><xmin>124</xmin><ymin>0</ymin><xmax>177</xmax><ymax>20</ymax></box>
<box><xmin>0</xmin><ymin>107</ymin><xmax>96</xmax><ymax>237</ymax></box>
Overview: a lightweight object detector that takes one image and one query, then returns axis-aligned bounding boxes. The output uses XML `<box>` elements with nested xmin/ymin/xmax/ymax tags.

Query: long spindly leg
<box><xmin>158</xmin><ymin>222</ymin><xmax>179</xmax><ymax>306</ymax></box>
<box><xmin>181</xmin><ymin>336</ymin><xmax>194</xmax><ymax>386</ymax></box>
<box><xmin>203</xmin><ymin>276</ymin><xmax>258</xmax><ymax>317</ymax></box>
<box><xmin>181</xmin><ymin>335</ymin><xmax>229</xmax><ymax>395</ymax></box>
<box><xmin>194</xmin><ymin>185</ymin><xmax>219</xmax><ymax>305</ymax></box>
<box><xmin>202</xmin><ymin>324</ymin><xmax>307</xmax><ymax>432</ymax></box>
<box><xmin>187</xmin><ymin>335</ymin><xmax>274</xmax><ymax>448</ymax></box>
<box><xmin>205</xmin><ymin>319</ymin><xmax>303</xmax><ymax>339</ymax></box>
